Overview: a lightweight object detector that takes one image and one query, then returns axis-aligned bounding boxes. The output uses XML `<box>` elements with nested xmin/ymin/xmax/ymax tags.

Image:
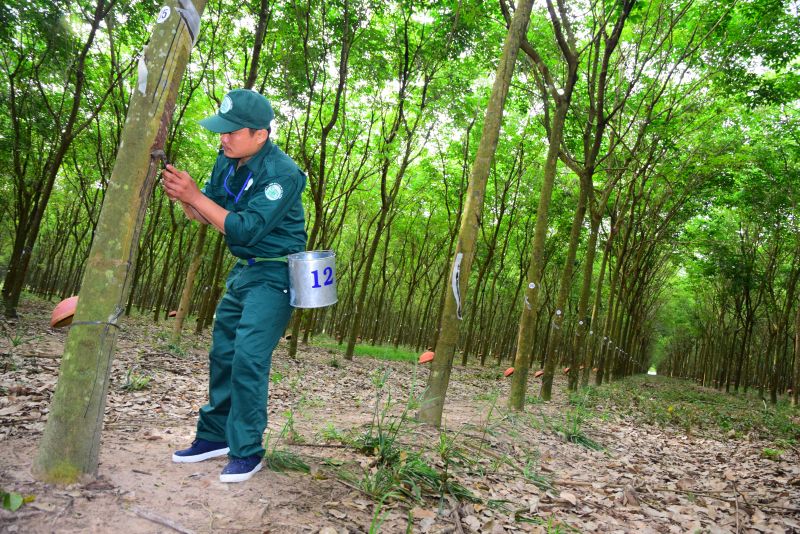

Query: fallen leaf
<box><xmin>623</xmin><ymin>485</ymin><xmax>640</xmax><ymax>507</ymax></box>
<box><xmin>528</xmin><ymin>495</ymin><xmax>539</xmax><ymax>513</ymax></box>
<box><xmin>412</xmin><ymin>507</ymin><xmax>436</xmax><ymax>519</ymax></box>
<box><xmin>463</xmin><ymin>515</ymin><xmax>481</xmax><ymax>530</ymax></box>
<box><xmin>0</xmin><ymin>404</ymin><xmax>23</xmax><ymax>416</ymax></box>
<box><xmin>327</xmin><ymin>508</ymin><xmax>346</xmax><ymax>520</ymax></box>
<box><xmin>82</xmin><ymin>477</ymin><xmax>115</xmax><ymax>491</ymax></box>
<box><xmin>559</xmin><ymin>491</ymin><xmax>578</xmax><ymax>506</ymax></box>
<box><xmin>143</xmin><ymin>429</ymin><xmax>162</xmax><ymax>440</ymax></box>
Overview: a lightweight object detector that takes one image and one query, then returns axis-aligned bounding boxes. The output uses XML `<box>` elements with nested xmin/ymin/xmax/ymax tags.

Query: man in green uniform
<box><xmin>162</xmin><ymin>89</ymin><xmax>306</xmax><ymax>483</ymax></box>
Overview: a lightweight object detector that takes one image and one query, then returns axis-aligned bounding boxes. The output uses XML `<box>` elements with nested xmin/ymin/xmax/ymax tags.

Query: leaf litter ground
<box><xmin>1</xmin><ymin>298</ymin><xmax>799</xmax><ymax>533</ymax></box>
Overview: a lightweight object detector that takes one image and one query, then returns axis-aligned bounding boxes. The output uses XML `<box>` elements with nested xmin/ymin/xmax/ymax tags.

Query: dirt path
<box><xmin>1</xmin><ymin>298</ymin><xmax>799</xmax><ymax>533</ymax></box>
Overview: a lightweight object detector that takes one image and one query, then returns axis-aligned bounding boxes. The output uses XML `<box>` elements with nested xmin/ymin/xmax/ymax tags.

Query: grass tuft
<box><xmin>331</xmin><ymin>366</ymin><xmax>478</xmax><ymax>506</ymax></box>
<box><xmin>121</xmin><ymin>368</ymin><xmax>152</xmax><ymax>391</ymax></box>
<box><xmin>263</xmin><ymin>449</ymin><xmax>310</xmax><ymax>473</ymax></box>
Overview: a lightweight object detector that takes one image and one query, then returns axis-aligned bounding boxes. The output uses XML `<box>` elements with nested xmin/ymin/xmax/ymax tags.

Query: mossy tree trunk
<box><xmin>506</xmin><ymin>0</ymin><xmax>585</xmax><ymax>410</ymax></box>
<box><xmin>507</xmin><ymin>96</ymin><xmax>571</xmax><ymax>408</ymax></box>
<box><xmin>793</xmin><ymin>304</ymin><xmax>800</xmax><ymax>407</ymax></box>
<box><xmin>173</xmin><ymin>225</ymin><xmax>206</xmax><ymax>343</ymax></box>
<box><xmin>33</xmin><ymin>0</ymin><xmax>206</xmax><ymax>483</ymax></box>
<box><xmin>540</xmin><ymin>183</ymin><xmax>587</xmax><ymax>399</ymax></box>
<box><xmin>418</xmin><ymin>0</ymin><xmax>534</xmax><ymax>427</ymax></box>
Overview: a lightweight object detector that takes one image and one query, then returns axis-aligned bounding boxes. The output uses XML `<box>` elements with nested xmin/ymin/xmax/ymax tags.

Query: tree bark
<box><xmin>172</xmin><ymin>225</ymin><xmax>206</xmax><ymax>343</ymax></box>
<box><xmin>418</xmin><ymin>0</ymin><xmax>534</xmax><ymax>426</ymax></box>
<box><xmin>508</xmin><ymin>94</ymin><xmax>573</xmax><ymax>408</ymax></box>
<box><xmin>540</xmin><ymin>183</ymin><xmax>587</xmax><ymax>399</ymax></box>
<box><xmin>33</xmin><ymin>0</ymin><xmax>206</xmax><ymax>483</ymax></box>
<box><xmin>793</xmin><ymin>304</ymin><xmax>800</xmax><ymax>406</ymax></box>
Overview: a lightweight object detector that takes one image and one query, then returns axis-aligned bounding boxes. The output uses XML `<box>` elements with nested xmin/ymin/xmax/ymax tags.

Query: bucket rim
<box><xmin>287</xmin><ymin>250</ymin><xmax>336</xmax><ymax>261</ymax></box>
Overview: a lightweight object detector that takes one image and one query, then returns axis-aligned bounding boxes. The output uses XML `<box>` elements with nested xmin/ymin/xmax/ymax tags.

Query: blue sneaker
<box><xmin>172</xmin><ymin>438</ymin><xmax>229</xmax><ymax>463</ymax></box>
<box><xmin>219</xmin><ymin>455</ymin><xmax>262</xmax><ymax>483</ymax></box>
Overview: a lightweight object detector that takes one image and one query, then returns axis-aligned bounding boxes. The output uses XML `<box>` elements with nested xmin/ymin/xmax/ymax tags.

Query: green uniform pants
<box><xmin>196</xmin><ymin>261</ymin><xmax>292</xmax><ymax>458</ymax></box>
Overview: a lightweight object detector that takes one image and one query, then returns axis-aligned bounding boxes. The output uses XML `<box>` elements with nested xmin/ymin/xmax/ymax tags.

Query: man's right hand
<box><xmin>161</xmin><ymin>165</ymin><xmax>230</xmax><ymax>234</ymax></box>
<box><xmin>162</xmin><ymin>165</ymin><xmax>202</xmax><ymax>205</ymax></box>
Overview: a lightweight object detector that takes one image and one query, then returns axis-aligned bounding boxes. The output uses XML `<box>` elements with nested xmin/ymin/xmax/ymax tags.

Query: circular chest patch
<box><xmin>265</xmin><ymin>183</ymin><xmax>283</xmax><ymax>201</ymax></box>
<box><xmin>220</xmin><ymin>95</ymin><xmax>233</xmax><ymax>114</ymax></box>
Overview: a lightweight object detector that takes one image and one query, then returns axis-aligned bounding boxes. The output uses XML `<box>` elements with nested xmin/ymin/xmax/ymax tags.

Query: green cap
<box><xmin>199</xmin><ymin>89</ymin><xmax>274</xmax><ymax>133</ymax></box>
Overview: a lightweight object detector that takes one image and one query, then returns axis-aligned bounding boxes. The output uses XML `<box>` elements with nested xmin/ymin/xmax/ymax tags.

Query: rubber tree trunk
<box><xmin>794</xmin><ymin>305</ymin><xmax>800</xmax><ymax>407</ymax></box>
<box><xmin>345</xmin><ymin>196</ymin><xmax>391</xmax><ymax>359</ymax></box>
<box><xmin>507</xmin><ymin>93</ymin><xmax>573</xmax><ymax>410</ymax></box>
<box><xmin>540</xmin><ymin>184</ymin><xmax>587</xmax><ymax>399</ymax></box>
<box><xmin>33</xmin><ymin>1</ymin><xmax>206</xmax><ymax>483</ymax></box>
<box><xmin>461</xmin><ymin>169</ymin><xmax>517</xmax><ymax>366</ymax></box>
<box><xmin>417</xmin><ymin>0</ymin><xmax>534</xmax><ymax>427</ymax></box>
<box><xmin>597</xmin><ymin>200</ymin><xmax>632</xmax><ymax>385</ymax></box>
<box><xmin>172</xmin><ymin>225</ymin><xmax>207</xmax><ymax>343</ymax></box>
<box><xmin>196</xmin><ymin>232</ymin><xmax>225</xmax><ymax>333</ymax></box>
<box><xmin>584</xmin><ymin>228</ymin><xmax>614</xmax><ymax>384</ymax></box>
<box><xmin>574</xmin><ymin>209</ymin><xmax>602</xmax><ymax>387</ymax></box>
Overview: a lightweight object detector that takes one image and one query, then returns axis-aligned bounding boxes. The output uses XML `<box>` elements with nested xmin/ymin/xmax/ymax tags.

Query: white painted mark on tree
<box><xmin>137</xmin><ymin>48</ymin><xmax>148</xmax><ymax>96</ymax></box>
<box><xmin>529</xmin><ymin>282</ymin><xmax>536</xmax><ymax>289</ymax></box>
<box><xmin>452</xmin><ymin>252</ymin><xmax>463</xmax><ymax>320</ymax></box>
<box><xmin>156</xmin><ymin>6</ymin><xmax>171</xmax><ymax>23</ymax></box>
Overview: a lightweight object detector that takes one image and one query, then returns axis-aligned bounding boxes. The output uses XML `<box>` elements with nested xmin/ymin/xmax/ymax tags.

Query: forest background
<box><xmin>1</xmin><ymin>0</ymin><xmax>800</xmax><ymax>413</ymax></box>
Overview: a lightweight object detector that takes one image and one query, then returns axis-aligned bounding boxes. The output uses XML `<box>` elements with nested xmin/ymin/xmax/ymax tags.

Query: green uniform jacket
<box><xmin>202</xmin><ymin>140</ymin><xmax>307</xmax><ymax>258</ymax></box>
<box><xmin>195</xmin><ymin>139</ymin><xmax>306</xmax><ymax>459</ymax></box>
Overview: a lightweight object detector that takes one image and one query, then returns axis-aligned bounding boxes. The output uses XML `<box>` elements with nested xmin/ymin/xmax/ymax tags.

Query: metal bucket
<box><xmin>287</xmin><ymin>250</ymin><xmax>338</xmax><ymax>308</ymax></box>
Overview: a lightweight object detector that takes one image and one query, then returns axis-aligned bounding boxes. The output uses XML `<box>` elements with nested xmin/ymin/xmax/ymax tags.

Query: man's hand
<box><xmin>161</xmin><ymin>164</ymin><xmax>230</xmax><ymax>233</ymax></box>
<box><xmin>162</xmin><ymin>165</ymin><xmax>202</xmax><ymax>204</ymax></box>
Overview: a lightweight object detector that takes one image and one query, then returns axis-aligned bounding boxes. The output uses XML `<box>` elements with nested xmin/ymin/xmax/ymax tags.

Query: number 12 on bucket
<box><xmin>311</xmin><ymin>267</ymin><xmax>334</xmax><ymax>288</ymax></box>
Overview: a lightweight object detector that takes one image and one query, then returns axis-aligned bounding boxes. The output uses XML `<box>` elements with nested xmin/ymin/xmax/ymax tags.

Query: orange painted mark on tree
<box><xmin>534</xmin><ymin>370</ymin><xmax>545</xmax><ymax>378</ymax></box>
<box><xmin>563</xmin><ymin>367</ymin><xmax>570</xmax><ymax>374</ymax></box>
<box><xmin>168</xmin><ymin>310</ymin><xmax>178</xmax><ymax>317</ymax></box>
<box><xmin>419</xmin><ymin>351</ymin><xmax>435</xmax><ymax>364</ymax></box>
<box><xmin>504</xmin><ymin>367</ymin><xmax>514</xmax><ymax>377</ymax></box>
